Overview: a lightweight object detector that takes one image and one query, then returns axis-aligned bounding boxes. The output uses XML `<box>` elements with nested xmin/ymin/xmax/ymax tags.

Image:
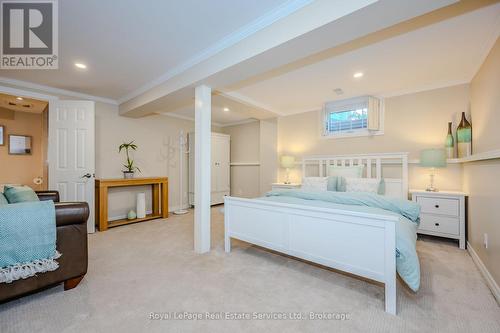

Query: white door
<box><xmin>48</xmin><ymin>101</ymin><xmax>95</xmax><ymax>233</ymax></box>
<box><xmin>216</xmin><ymin>136</ymin><xmax>230</xmax><ymax>193</ymax></box>
<box><xmin>211</xmin><ymin>135</ymin><xmax>218</xmax><ymax>193</ymax></box>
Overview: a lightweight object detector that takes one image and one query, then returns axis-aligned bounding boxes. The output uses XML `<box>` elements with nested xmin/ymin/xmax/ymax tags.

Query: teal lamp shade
<box><xmin>280</xmin><ymin>155</ymin><xmax>295</xmax><ymax>168</ymax></box>
<box><xmin>280</xmin><ymin>155</ymin><xmax>295</xmax><ymax>184</ymax></box>
<box><xmin>420</xmin><ymin>149</ymin><xmax>446</xmax><ymax>168</ymax></box>
<box><xmin>420</xmin><ymin>149</ymin><xmax>446</xmax><ymax>191</ymax></box>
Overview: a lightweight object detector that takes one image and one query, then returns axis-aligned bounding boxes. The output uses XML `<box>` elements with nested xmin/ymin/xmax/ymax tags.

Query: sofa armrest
<box><xmin>36</xmin><ymin>191</ymin><xmax>60</xmax><ymax>203</ymax></box>
<box><xmin>55</xmin><ymin>202</ymin><xmax>90</xmax><ymax>227</ymax></box>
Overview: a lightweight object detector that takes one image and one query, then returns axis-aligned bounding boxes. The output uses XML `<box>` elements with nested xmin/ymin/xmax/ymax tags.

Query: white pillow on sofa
<box><xmin>301</xmin><ymin>177</ymin><xmax>328</xmax><ymax>191</ymax></box>
<box><xmin>343</xmin><ymin>177</ymin><xmax>381</xmax><ymax>194</ymax></box>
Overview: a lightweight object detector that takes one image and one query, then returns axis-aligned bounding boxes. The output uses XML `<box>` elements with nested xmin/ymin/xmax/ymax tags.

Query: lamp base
<box><xmin>426</xmin><ymin>173</ymin><xmax>438</xmax><ymax>192</ymax></box>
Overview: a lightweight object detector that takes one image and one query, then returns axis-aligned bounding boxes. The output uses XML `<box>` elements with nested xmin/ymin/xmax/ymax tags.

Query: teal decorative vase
<box><xmin>127</xmin><ymin>210</ymin><xmax>137</xmax><ymax>220</ymax></box>
<box><xmin>456</xmin><ymin>112</ymin><xmax>472</xmax><ymax>158</ymax></box>
<box><xmin>445</xmin><ymin>122</ymin><xmax>454</xmax><ymax>159</ymax></box>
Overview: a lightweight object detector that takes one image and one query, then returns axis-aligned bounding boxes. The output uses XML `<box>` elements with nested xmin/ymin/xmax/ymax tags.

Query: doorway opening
<box><xmin>0</xmin><ymin>92</ymin><xmax>49</xmax><ymax>191</ymax></box>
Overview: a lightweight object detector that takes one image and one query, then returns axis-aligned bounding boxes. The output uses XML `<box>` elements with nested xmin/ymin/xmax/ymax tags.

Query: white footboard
<box><xmin>224</xmin><ymin>196</ymin><xmax>398</xmax><ymax>315</ymax></box>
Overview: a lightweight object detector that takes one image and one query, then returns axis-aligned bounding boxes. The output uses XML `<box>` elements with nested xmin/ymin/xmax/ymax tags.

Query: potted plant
<box><xmin>119</xmin><ymin>141</ymin><xmax>141</xmax><ymax>179</ymax></box>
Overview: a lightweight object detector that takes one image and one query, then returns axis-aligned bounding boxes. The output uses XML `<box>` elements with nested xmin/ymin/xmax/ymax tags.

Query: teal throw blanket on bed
<box><xmin>263</xmin><ymin>190</ymin><xmax>421</xmax><ymax>291</ymax></box>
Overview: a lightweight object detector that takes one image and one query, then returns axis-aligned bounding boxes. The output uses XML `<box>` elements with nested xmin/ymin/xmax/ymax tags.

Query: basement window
<box><xmin>321</xmin><ymin>96</ymin><xmax>383</xmax><ymax>139</ymax></box>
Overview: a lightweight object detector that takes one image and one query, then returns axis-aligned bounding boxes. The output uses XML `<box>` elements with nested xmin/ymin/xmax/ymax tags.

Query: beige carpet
<box><xmin>1</xmin><ymin>207</ymin><xmax>499</xmax><ymax>333</ymax></box>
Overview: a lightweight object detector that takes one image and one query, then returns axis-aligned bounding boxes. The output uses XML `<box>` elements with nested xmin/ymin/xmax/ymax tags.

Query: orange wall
<box><xmin>0</xmin><ymin>109</ymin><xmax>47</xmax><ymax>190</ymax></box>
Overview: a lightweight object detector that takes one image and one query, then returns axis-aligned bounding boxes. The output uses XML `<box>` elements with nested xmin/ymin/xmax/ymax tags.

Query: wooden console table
<box><xmin>95</xmin><ymin>177</ymin><xmax>168</xmax><ymax>231</ymax></box>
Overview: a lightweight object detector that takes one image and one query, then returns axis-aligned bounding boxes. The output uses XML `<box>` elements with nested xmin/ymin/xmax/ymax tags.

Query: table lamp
<box><xmin>280</xmin><ymin>155</ymin><xmax>295</xmax><ymax>184</ymax></box>
<box><xmin>420</xmin><ymin>149</ymin><xmax>446</xmax><ymax>192</ymax></box>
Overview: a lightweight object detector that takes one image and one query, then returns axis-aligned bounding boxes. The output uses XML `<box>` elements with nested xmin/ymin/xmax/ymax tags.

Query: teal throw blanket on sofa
<box><xmin>0</xmin><ymin>201</ymin><xmax>60</xmax><ymax>283</ymax></box>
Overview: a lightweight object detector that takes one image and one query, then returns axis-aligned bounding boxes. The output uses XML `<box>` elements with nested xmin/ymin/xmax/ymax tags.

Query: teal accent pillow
<box><xmin>0</xmin><ymin>192</ymin><xmax>8</xmax><ymax>205</ymax></box>
<box><xmin>327</xmin><ymin>176</ymin><xmax>338</xmax><ymax>191</ymax></box>
<box><xmin>3</xmin><ymin>186</ymin><xmax>40</xmax><ymax>204</ymax></box>
<box><xmin>338</xmin><ymin>177</ymin><xmax>347</xmax><ymax>192</ymax></box>
<box><xmin>378</xmin><ymin>178</ymin><xmax>386</xmax><ymax>195</ymax></box>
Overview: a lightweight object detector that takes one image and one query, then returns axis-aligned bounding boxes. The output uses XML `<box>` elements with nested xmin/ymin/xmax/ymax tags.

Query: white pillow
<box><xmin>301</xmin><ymin>177</ymin><xmax>328</xmax><ymax>192</ymax></box>
<box><xmin>343</xmin><ymin>177</ymin><xmax>380</xmax><ymax>194</ymax></box>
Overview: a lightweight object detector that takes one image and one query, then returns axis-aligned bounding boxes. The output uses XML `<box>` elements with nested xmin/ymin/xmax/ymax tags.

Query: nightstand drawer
<box><xmin>417</xmin><ymin>196</ymin><xmax>459</xmax><ymax>216</ymax></box>
<box><xmin>418</xmin><ymin>214</ymin><xmax>459</xmax><ymax>235</ymax></box>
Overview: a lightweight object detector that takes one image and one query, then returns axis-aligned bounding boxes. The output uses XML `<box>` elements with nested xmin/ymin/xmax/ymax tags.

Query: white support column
<box><xmin>194</xmin><ymin>85</ymin><xmax>211</xmax><ymax>253</ymax></box>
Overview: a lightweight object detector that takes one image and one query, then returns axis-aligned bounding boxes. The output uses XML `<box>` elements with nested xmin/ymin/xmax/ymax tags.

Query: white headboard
<box><xmin>302</xmin><ymin>153</ymin><xmax>409</xmax><ymax>199</ymax></box>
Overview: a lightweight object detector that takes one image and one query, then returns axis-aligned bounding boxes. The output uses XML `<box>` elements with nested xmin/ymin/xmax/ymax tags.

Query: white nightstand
<box><xmin>271</xmin><ymin>183</ymin><xmax>301</xmax><ymax>190</ymax></box>
<box><xmin>410</xmin><ymin>189</ymin><xmax>467</xmax><ymax>249</ymax></box>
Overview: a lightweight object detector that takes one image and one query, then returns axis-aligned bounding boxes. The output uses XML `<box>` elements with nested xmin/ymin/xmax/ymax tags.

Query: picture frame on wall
<box><xmin>0</xmin><ymin>125</ymin><xmax>4</xmax><ymax>145</ymax></box>
<box><xmin>9</xmin><ymin>134</ymin><xmax>32</xmax><ymax>155</ymax></box>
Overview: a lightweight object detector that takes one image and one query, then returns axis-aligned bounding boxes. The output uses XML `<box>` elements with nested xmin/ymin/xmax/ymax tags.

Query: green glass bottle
<box><xmin>445</xmin><ymin>122</ymin><xmax>454</xmax><ymax>159</ymax></box>
<box><xmin>456</xmin><ymin>112</ymin><xmax>472</xmax><ymax>158</ymax></box>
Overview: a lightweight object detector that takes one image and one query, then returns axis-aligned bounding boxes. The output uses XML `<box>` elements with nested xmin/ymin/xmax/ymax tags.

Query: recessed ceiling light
<box><xmin>223</xmin><ymin>107</ymin><xmax>230</xmax><ymax>112</ymax></box>
<box><xmin>353</xmin><ymin>72</ymin><xmax>364</xmax><ymax>78</ymax></box>
<box><xmin>75</xmin><ymin>63</ymin><xmax>87</xmax><ymax>69</ymax></box>
<box><xmin>16</xmin><ymin>97</ymin><xmax>23</xmax><ymax>101</ymax></box>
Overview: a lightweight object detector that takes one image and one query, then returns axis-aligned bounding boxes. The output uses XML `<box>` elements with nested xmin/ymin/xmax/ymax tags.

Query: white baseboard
<box><xmin>467</xmin><ymin>241</ymin><xmax>500</xmax><ymax>305</ymax></box>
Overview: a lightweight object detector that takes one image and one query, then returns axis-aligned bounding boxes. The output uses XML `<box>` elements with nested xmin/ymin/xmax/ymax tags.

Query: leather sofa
<box><xmin>0</xmin><ymin>191</ymin><xmax>89</xmax><ymax>303</ymax></box>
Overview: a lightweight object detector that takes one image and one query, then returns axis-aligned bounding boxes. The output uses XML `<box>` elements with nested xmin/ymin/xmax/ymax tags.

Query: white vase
<box><xmin>136</xmin><ymin>193</ymin><xmax>146</xmax><ymax>218</ymax></box>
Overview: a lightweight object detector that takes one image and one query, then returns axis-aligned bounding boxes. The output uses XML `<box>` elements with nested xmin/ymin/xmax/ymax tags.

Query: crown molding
<box><xmin>117</xmin><ymin>0</ymin><xmax>314</xmax><ymax>104</ymax></box>
<box><xmin>232</xmin><ymin>80</ymin><xmax>470</xmax><ymax>117</ymax></box>
<box><xmin>158</xmin><ymin>112</ymin><xmax>224</xmax><ymax>128</ymax></box>
<box><xmin>0</xmin><ymin>77</ymin><xmax>118</xmax><ymax>105</ymax></box>
<box><xmin>469</xmin><ymin>8</ymin><xmax>500</xmax><ymax>82</ymax></box>
<box><xmin>219</xmin><ymin>118</ymin><xmax>259</xmax><ymax>128</ymax></box>
<box><xmin>379</xmin><ymin>79</ymin><xmax>470</xmax><ymax>99</ymax></box>
<box><xmin>217</xmin><ymin>91</ymin><xmax>285</xmax><ymax>116</ymax></box>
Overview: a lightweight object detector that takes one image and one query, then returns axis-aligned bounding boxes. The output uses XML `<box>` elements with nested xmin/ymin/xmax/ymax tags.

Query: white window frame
<box><xmin>319</xmin><ymin>96</ymin><xmax>384</xmax><ymax>139</ymax></box>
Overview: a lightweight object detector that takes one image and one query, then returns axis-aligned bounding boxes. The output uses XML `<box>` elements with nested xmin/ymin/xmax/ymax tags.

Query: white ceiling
<box><xmin>228</xmin><ymin>3</ymin><xmax>500</xmax><ymax>115</ymax></box>
<box><xmin>0</xmin><ymin>0</ymin><xmax>290</xmax><ymax>100</ymax></box>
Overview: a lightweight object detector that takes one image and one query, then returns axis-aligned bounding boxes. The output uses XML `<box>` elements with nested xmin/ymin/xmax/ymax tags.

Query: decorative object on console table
<box><xmin>456</xmin><ymin>112</ymin><xmax>472</xmax><ymax>158</ymax></box>
<box><xmin>119</xmin><ymin>141</ymin><xmax>141</xmax><ymax>179</ymax></box>
<box><xmin>410</xmin><ymin>189</ymin><xmax>466</xmax><ymax>249</ymax></box>
<box><xmin>95</xmin><ymin>177</ymin><xmax>168</xmax><ymax>231</ymax></box>
<box><xmin>445</xmin><ymin>122</ymin><xmax>454</xmax><ymax>159</ymax></box>
<box><xmin>419</xmin><ymin>148</ymin><xmax>446</xmax><ymax>192</ymax></box>
<box><xmin>136</xmin><ymin>192</ymin><xmax>146</xmax><ymax>218</ymax></box>
<box><xmin>280</xmin><ymin>155</ymin><xmax>295</xmax><ymax>184</ymax></box>
<box><xmin>271</xmin><ymin>183</ymin><xmax>301</xmax><ymax>191</ymax></box>
<box><xmin>127</xmin><ymin>210</ymin><xmax>137</xmax><ymax>220</ymax></box>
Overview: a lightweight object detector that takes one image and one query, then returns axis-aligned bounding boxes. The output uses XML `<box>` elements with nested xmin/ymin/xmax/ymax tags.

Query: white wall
<box><xmin>221</xmin><ymin>121</ymin><xmax>260</xmax><ymax>198</ymax></box>
<box><xmin>95</xmin><ymin>103</ymin><xmax>196</xmax><ymax>219</ymax></box>
<box><xmin>221</xmin><ymin>118</ymin><xmax>279</xmax><ymax>198</ymax></box>
<box><xmin>276</xmin><ymin>84</ymin><xmax>469</xmax><ymax>191</ymax></box>
<box><xmin>259</xmin><ymin>118</ymin><xmax>278</xmax><ymax>195</ymax></box>
<box><xmin>463</xmin><ymin>37</ymin><xmax>500</xmax><ymax>290</ymax></box>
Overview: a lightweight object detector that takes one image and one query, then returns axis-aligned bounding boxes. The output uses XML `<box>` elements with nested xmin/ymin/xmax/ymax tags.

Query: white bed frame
<box><xmin>224</xmin><ymin>153</ymin><xmax>409</xmax><ymax>315</ymax></box>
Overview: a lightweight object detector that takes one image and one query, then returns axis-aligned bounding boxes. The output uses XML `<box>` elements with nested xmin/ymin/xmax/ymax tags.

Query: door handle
<box><xmin>81</xmin><ymin>173</ymin><xmax>92</xmax><ymax>179</ymax></box>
